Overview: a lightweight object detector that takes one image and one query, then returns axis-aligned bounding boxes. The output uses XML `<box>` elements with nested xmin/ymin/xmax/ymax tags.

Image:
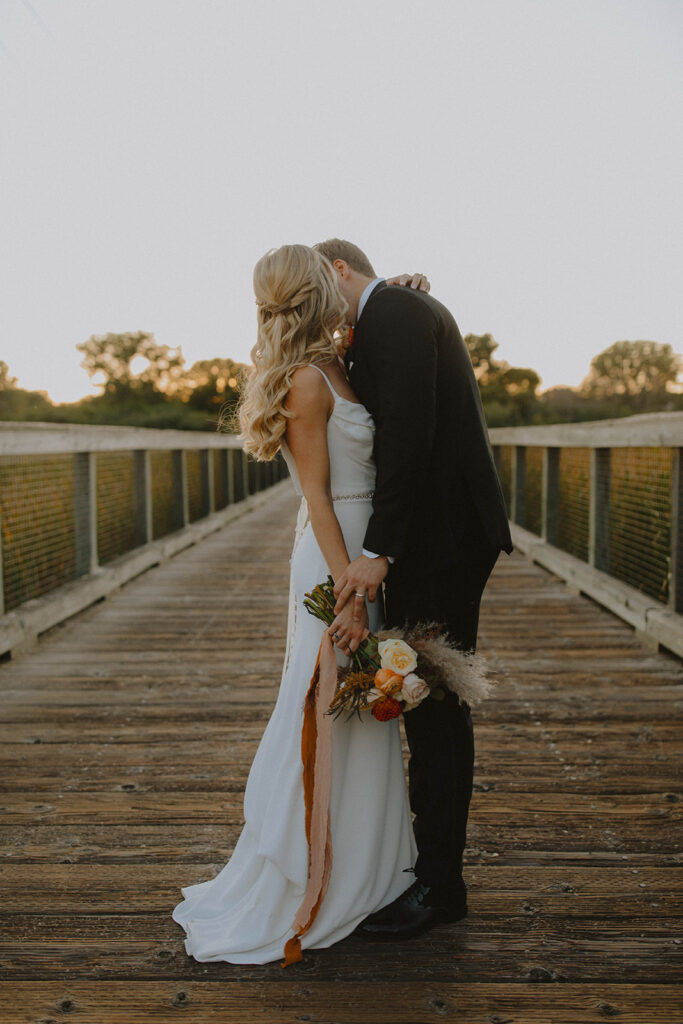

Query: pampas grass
<box><xmin>378</xmin><ymin>624</ymin><xmax>493</xmax><ymax>707</ymax></box>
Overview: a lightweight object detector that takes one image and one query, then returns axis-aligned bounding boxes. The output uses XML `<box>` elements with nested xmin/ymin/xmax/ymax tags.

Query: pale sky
<box><xmin>1</xmin><ymin>0</ymin><xmax>681</xmax><ymax>403</ymax></box>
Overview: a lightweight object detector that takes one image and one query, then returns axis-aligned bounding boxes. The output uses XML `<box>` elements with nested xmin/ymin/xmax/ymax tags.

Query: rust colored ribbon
<box><xmin>281</xmin><ymin>631</ymin><xmax>338</xmax><ymax>967</ymax></box>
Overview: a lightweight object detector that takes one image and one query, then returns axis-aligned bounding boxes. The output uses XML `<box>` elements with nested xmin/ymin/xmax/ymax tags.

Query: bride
<box><xmin>172</xmin><ymin>244</ymin><xmax>425</xmax><ymax>965</ymax></box>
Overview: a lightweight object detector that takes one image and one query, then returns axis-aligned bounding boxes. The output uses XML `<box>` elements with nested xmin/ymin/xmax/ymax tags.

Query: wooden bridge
<box><xmin>1</xmin><ymin>480</ymin><xmax>681</xmax><ymax>1023</ymax></box>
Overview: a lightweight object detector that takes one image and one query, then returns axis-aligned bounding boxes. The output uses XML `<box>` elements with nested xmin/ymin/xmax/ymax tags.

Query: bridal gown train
<box><xmin>171</xmin><ymin>365</ymin><xmax>417</xmax><ymax>964</ymax></box>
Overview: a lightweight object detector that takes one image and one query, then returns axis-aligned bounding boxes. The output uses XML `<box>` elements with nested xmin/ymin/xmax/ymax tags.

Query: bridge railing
<box><xmin>2</xmin><ymin>415</ymin><xmax>681</xmax><ymax>660</ymax></box>
<box><xmin>489</xmin><ymin>412</ymin><xmax>683</xmax><ymax>658</ymax></box>
<box><xmin>0</xmin><ymin>423</ymin><xmax>288</xmax><ymax>655</ymax></box>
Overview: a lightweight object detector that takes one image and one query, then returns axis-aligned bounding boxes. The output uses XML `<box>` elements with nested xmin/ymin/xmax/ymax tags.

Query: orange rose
<box><xmin>374</xmin><ymin>668</ymin><xmax>403</xmax><ymax>696</ymax></box>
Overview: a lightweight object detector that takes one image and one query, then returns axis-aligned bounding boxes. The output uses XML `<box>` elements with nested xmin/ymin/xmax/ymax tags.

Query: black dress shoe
<box><xmin>357</xmin><ymin>879</ymin><xmax>468</xmax><ymax>940</ymax></box>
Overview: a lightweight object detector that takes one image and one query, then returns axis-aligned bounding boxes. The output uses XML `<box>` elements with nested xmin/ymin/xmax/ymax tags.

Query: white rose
<box><xmin>378</xmin><ymin>639</ymin><xmax>418</xmax><ymax>677</ymax></box>
<box><xmin>399</xmin><ymin>673</ymin><xmax>430</xmax><ymax>704</ymax></box>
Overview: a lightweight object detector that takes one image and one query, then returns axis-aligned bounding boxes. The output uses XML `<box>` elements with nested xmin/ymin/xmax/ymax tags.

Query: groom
<box><xmin>315</xmin><ymin>238</ymin><xmax>513</xmax><ymax>939</ymax></box>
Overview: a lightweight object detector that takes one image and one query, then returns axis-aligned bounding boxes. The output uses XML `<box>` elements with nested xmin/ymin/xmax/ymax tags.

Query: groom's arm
<box><xmin>361</xmin><ymin>292</ymin><xmax>438</xmax><ymax>560</ymax></box>
<box><xmin>332</xmin><ymin>292</ymin><xmax>438</xmax><ymax>615</ymax></box>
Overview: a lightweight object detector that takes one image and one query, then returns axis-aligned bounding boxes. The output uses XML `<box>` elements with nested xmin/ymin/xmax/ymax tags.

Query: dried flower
<box><xmin>371</xmin><ymin>697</ymin><xmax>402</xmax><ymax>722</ymax></box>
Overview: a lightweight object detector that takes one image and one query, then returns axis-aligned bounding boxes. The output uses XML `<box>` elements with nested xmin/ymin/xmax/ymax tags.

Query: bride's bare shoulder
<box><xmin>290</xmin><ymin>364</ymin><xmax>325</xmax><ymax>386</ymax></box>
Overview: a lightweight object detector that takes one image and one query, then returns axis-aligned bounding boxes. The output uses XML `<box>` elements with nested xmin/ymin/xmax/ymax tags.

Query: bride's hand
<box><xmin>327</xmin><ymin>600</ymin><xmax>370</xmax><ymax>656</ymax></box>
<box><xmin>385</xmin><ymin>272</ymin><xmax>430</xmax><ymax>292</ymax></box>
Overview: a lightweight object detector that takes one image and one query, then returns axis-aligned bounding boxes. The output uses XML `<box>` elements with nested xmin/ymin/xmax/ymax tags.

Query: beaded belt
<box><xmin>292</xmin><ymin>492</ymin><xmax>374</xmax><ymax>555</ymax></box>
<box><xmin>331</xmin><ymin>491</ymin><xmax>374</xmax><ymax>502</ymax></box>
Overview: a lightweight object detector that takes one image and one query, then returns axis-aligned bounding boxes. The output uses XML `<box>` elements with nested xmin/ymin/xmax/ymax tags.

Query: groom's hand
<box><xmin>333</xmin><ymin>555</ymin><xmax>389</xmax><ymax>617</ymax></box>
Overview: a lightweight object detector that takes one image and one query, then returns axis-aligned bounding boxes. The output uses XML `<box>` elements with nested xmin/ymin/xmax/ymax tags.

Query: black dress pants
<box><xmin>384</xmin><ymin>519</ymin><xmax>500</xmax><ymax>899</ymax></box>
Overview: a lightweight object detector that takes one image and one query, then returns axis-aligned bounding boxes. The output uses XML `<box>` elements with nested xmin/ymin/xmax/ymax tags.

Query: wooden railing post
<box><xmin>671</xmin><ymin>448</ymin><xmax>682</xmax><ymax>613</ymax></box>
<box><xmin>172</xmin><ymin>450</ymin><xmax>189</xmax><ymax>531</ymax></box>
<box><xmin>542</xmin><ymin>447</ymin><xmax>560</xmax><ymax>545</ymax></box>
<box><xmin>133</xmin><ymin>450</ymin><xmax>153</xmax><ymax>546</ymax></box>
<box><xmin>589</xmin><ymin>448</ymin><xmax>611</xmax><ymax>571</ymax></box>
<box><xmin>511</xmin><ymin>446</ymin><xmax>526</xmax><ymax>527</ymax></box>
<box><xmin>73</xmin><ymin>452</ymin><xmax>98</xmax><ymax>576</ymax></box>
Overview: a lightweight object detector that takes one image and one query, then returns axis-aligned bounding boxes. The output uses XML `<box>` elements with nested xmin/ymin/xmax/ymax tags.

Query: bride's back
<box><xmin>280</xmin><ymin>364</ymin><xmax>376</xmax><ymax>502</ymax></box>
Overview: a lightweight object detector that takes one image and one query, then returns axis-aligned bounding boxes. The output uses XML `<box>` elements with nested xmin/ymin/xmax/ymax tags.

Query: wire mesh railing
<box><xmin>557</xmin><ymin>447</ymin><xmax>591</xmax><ymax>564</ymax></box>
<box><xmin>213</xmin><ymin>448</ymin><xmax>229</xmax><ymax>511</ymax></box>
<box><xmin>0</xmin><ymin>424</ymin><xmax>288</xmax><ymax>619</ymax></box>
<box><xmin>96</xmin><ymin>451</ymin><xmax>137</xmax><ymax>566</ymax></box>
<box><xmin>186</xmin><ymin>450</ymin><xmax>204</xmax><ymax>524</ymax></box>
<box><xmin>609</xmin><ymin>447</ymin><xmax>672</xmax><ymax>603</ymax></box>
<box><xmin>490</xmin><ymin>414</ymin><xmax>682</xmax><ymax>618</ymax></box>
<box><xmin>0</xmin><ymin>454</ymin><xmax>76</xmax><ymax>610</ymax></box>
<box><xmin>524</xmin><ymin>446</ymin><xmax>544</xmax><ymax>539</ymax></box>
<box><xmin>151</xmin><ymin>450</ymin><xmax>179</xmax><ymax>542</ymax></box>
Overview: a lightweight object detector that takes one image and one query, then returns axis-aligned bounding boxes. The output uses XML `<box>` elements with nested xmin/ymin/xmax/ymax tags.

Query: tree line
<box><xmin>465</xmin><ymin>334</ymin><xmax>681</xmax><ymax>426</ymax></box>
<box><xmin>1</xmin><ymin>331</ymin><xmax>680</xmax><ymax>431</ymax></box>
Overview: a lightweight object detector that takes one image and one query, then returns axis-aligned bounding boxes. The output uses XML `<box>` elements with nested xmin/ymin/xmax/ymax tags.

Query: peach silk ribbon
<box><xmin>281</xmin><ymin>631</ymin><xmax>338</xmax><ymax>967</ymax></box>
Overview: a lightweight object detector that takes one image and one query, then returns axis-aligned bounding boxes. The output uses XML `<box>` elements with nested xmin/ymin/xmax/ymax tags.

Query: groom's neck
<box><xmin>348</xmin><ymin>273</ymin><xmax>374</xmax><ymax>323</ymax></box>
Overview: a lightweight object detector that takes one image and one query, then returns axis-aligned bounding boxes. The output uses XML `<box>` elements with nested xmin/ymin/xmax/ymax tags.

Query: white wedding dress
<box><xmin>172</xmin><ymin>365</ymin><xmax>417</xmax><ymax>964</ymax></box>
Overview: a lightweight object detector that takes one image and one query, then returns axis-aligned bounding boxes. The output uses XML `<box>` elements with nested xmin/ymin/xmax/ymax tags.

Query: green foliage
<box><xmin>1</xmin><ymin>333</ymin><xmax>680</xmax><ymax>431</ymax></box>
<box><xmin>67</xmin><ymin>332</ymin><xmax>248</xmax><ymax>431</ymax></box>
<box><xmin>580</xmin><ymin>340</ymin><xmax>681</xmax><ymax>408</ymax></box>
<box><xmin>179</xmin><ymin>357</ymin><xmax>245</xmax><ymax>430</ymax></box>
<box><xmin>0</xmin><ymin>386</ymin><xmax>54</xmax><ymax>422</ymax></box>
<box><xmin>0</xmin><ymin>361</ymin><xmax>55</xmax><ymax>420</ymax></box>
<box><xmin>76</xmin><ymin>330</ymin><xmax>186</xmax><ymax>397</ymax></box>
<box><xmin>464</xmin><ymin>335</ymin><xmax>681</xmax><ymax>426</ymax></box>
<box><xmin>0</xmin><ymin>361</ymin><xmax>18</xmax><ymax>390</ymax></box>
<box><xmin>465</xmin><ymin>333</ymin><xmax>540</xmax><ymax>426</ymax></box>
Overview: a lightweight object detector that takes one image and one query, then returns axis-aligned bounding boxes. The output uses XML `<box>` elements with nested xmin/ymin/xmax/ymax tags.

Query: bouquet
<box><xmin>304</xmin><ymin>577</ymin><xmax>492</xmax><ymax>722</ymax></box>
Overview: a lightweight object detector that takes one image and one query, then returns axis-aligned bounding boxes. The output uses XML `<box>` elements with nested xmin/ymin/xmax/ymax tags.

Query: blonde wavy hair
<box><xmin>234</xmin><ymin>244</ymin><xmax>348</xmax><ymax>460</ymax></box>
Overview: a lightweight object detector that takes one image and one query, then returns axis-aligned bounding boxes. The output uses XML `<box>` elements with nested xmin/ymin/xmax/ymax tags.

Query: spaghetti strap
<box><xmin>308</xmin><ymin>363</ymin><xmax>365</xmax><ymax>408</ymax></box>
<box><xmin>309</xmin><ymin>364</ymin><xmax>338</xmax><ymax>399</ymax></box>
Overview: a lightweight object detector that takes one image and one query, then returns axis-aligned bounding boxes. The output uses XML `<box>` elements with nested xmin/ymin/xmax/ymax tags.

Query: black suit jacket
<box><xmin>346</xmin><ymin>281</ymin><xmax>513</xmax><ymax>569</ymax></box>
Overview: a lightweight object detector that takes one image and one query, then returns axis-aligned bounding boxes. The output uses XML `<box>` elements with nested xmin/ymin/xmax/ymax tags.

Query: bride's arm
<box><xmin>284</xmin><ymin>366</ymin><xmax>350</xmax><ymax>581</ymax></box>
<box><xmin>284</xmin><ymin>367</ymin><xmax>370</xmax><ymax>654</ymax></box>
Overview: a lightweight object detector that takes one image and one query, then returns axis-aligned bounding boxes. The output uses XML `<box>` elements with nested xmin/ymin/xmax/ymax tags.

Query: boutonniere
<box><xmin>336</xmin><ymin>324</ymin><xmax>355</xmax><ymax>358</ymax></box>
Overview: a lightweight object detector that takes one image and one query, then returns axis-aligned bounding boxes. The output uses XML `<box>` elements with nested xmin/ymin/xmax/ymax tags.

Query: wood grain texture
<box><xmin>1</xmin><ymin>982</ymin><xmax>681</xmax><ymax>1024</ymax></box>
<box><xmin>0</xmin><ymin>482</ymin><xmax>681</xmax><ymax>1023</ymax></box>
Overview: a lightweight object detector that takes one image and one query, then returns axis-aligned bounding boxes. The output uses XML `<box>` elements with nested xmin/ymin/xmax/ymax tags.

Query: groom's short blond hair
<box><xmin>314</xmin><ymin>238</ymin><xmax>376</xmax><ymax>278</ymax></box>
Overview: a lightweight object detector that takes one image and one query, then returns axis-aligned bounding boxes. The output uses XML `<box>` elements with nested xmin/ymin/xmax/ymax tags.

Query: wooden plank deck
<box><xmin>0</xmin><ymin>482</ymin><xmax>681</xmax><ymax>1024</ymax></box>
